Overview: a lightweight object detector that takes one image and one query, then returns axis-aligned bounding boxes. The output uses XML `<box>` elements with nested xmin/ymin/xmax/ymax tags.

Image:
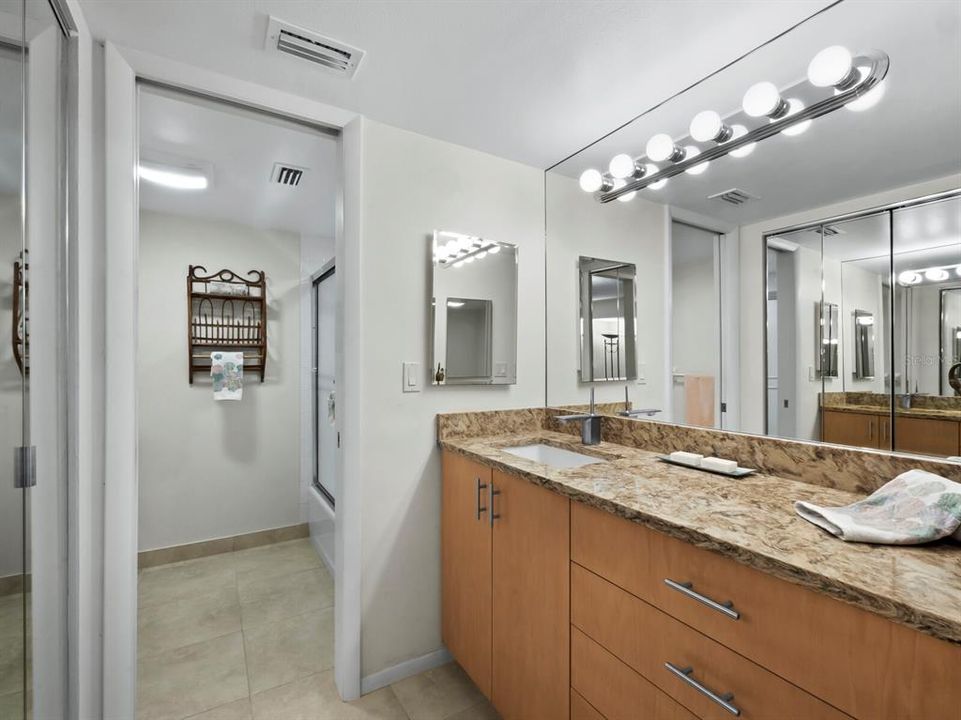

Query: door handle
<box><xmin>665</xmin><ymin>663</ymin><xmax>741</xmax><ymax>716</ymax></box>
<box><xmin>664</xmin><ymin>579</ymin><xmax>740</xmax><ymax>620</ymax></box>
<box><xmin>489</xmin><ymin>481</ymin><xmax>501</xmax><ymax>527</ymax></box>
<box><xmin>475</xmin><ymin>477</ymin><xmax>487</xmax><ymax>520</ymax></box>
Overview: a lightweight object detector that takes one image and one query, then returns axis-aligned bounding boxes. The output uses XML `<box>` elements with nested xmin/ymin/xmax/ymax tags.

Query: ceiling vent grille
<box><xmin>271</xmin><ymin>163</ymin><xmax>307</xmax><ymax>187</ymax></box>
<box><xmin>822</xmin><ymin>224</ymin><xmax>846</xmax><ymax>236</ymax></box>
<box><xmin>708</xmin><ymin>188</ymin><xmax>758</xmax><ymax>206</ymax></box>
<box><xmin>265</xmin><ymin>16</ymin><xmax>365</xmax><ymax>78</ymax></box>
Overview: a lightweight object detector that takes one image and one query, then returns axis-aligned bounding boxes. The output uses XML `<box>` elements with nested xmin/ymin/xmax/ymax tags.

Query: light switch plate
<box><xmin>403</xmin><ymin>362</ymin><xmax>420</xmax><ymax>393</ymax></box>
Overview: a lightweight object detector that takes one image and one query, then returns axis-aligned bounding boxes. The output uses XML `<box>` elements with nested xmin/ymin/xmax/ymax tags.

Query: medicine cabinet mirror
<box><xmin>544</xmin><ymin>0</ymin><xmax>961</xmax><ymax>459</ymax></box>
<box><xmin>578</xmin><ymin>257</ymin><xmax>638</xmax><ymax>382</ymax></box>
<box><xmin>430</xmin><ymin>231</ymin><xmax>517</xmax><ymax>385</ymax></box>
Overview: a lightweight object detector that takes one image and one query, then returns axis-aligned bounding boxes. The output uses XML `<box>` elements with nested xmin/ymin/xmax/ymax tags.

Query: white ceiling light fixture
<box><xmin>924</xmin><ymin>268</ymin><xmax>949</xmax><ymax>282</ymax></box>
<box><xmin>138</xmin><ymin>163</ymin><xmax>209</xmax><ymax>190</ymax></box>
<box><xmin>447</xmin><ymin>300</ymin><xmax>465</xmax><ymax>308</ymax></box>
<box><xmin>585</xmin><ymin>45</ymin><xmax>888</xmax><ymax>203</ymax></box>
<box><xmin>898</xmin><ymin>270</ymin><xmax>923</xmax><ymax>285</ymax></box>
<box><xmin>611</xmin><ymin>178</ymin><xmax>637</xmax><ymax>202</ymax></box>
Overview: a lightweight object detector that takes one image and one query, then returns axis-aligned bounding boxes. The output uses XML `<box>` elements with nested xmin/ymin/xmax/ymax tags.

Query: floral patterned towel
<box><xmin>211</xmin><ymin>351</ymin><xmax>243</xmax><ymax>401</ymax></box>
<box><xmin>795</xmin><ymin>469</ymin><xmax>961</xmax><ymax>544</ymax></box>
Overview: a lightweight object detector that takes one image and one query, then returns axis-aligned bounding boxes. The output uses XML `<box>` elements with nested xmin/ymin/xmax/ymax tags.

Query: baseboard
<box><xmin>138</xmin><ymin>523</ymin><xmax>309</xmax><ymax>569</ymax></box>
<box><xmin>360</xmin><ymin>647</ymin><xmax>453</xmax><ymax>695</ymax></box>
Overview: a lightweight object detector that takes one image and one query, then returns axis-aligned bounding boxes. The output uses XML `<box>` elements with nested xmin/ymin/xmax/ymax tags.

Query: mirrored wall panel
<box><xmin>545</xmin><ymin>0</ymin><xmax>961</xmax><ymax>458</ymax></box>
<box><xmin>431</xmin><ymin>230</ymin><xmax>518</xmax><ymax>385</ymax></box>
<box><xmin>578</xmin><ymin>257</ymin><xmax>637</xmax><ymax>383</ymax></box>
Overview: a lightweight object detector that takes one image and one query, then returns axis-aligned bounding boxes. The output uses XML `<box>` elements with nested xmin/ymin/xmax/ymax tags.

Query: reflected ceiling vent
<box><xmin>271</xmin><ymin>163</ymin><xmax>307</xmax><ymax>187</ymax></box>
<box><xmin>264</xmin><ymin>16</ymin><xmax>365</xmax><ymax>78</ymax></box>
<box><xmin>822</xmin><ymin>224</ymin><xmax>847</xmax><ymax>236</ymax></box>
<box><xmin>708</xmin><ymin>188</ymin><xmax>759</xmax><ymax>205</ymax></box>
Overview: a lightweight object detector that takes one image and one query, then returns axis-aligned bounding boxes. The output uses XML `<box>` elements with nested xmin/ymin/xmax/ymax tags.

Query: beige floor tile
<box><xmin>445</xmin><ymin>700</ymin><xmax>501</xmax><ymax>720</ymax></box>
<box><xmin>0</xmin><ymin>594</ymin><xmax>25</xmax><ymax>641</ymax></box>
<box><xmin>251</xmin><ymin>670</ymin><xmax>408</xmax><ymax>720</ymax></box>
<box><xmin>243</xmin><ymin>608</ymin><xmax>333</xmax><ymax>694</ymax></box>
<box><xmin>139</xmin><ymin>554</ymin><xmax>236</xmax><ymax>609</ymax></box>
<box><xmin>230</xmin><ymin>540</ymin><xmax>320</xmax><ymax>581</ymax></box>
<box><xmin>138</xmin><ymin>585</ymin><xmax>242</xmax><ymax>657</ymax></box>
<box><xmin>238</xmin><ymin>567</ymin><xmax>333</xmax><ymax>629</ymax></box>
<box><xmin>391</xmin><ymin>663</ymin><xmax>485</xmax><ymax>720</ymax></box>
<box><xmin>0</xmin><ymin>635</ymin><xmax>24</xmax><ymax>697</ymax></box>
<box><xmin>184</xmin><ymin>697</ymin><xmax>252</xmax><ymax>720</ymax></box>
<box><xmin>137</xmin><ymin>632</ymin><xmax>248</xmax><ymax>720</ymax></box>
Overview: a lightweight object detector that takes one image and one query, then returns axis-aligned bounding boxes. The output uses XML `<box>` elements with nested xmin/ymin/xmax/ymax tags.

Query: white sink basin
<box><xmin>502</xmin><ymin>443</ymin><xmax>604</xmax><ymax>469</ymax></box>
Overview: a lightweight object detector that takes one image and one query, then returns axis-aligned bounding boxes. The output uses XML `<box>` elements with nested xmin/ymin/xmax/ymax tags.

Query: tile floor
<box><xmin>0</xmin><ymin>591</ymin><xmax>28</xmax><ymax>719</ymax></box>
<box><xmin>138</xmin><ymin>538</ymin><xmax>499</xmax><ymax>720</ymax></box>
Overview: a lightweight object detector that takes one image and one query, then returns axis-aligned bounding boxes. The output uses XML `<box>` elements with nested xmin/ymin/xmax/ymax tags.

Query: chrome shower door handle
<box><xmin>475</xmin><ymin>477</ymin><xmax>488</xmax><ymax>520</ymax></box>
<box><xmin>489</xmin><ymin>482</ymin><xmax>501</xmax><ymax>527</ymax></box>
<box><xmin>664</xmin><ymin>578</ymin><xmax>740</xmax><ymax>620</ymax></box>
<box><xmin>665</xmin><ymin>663</ymin><xmax>741</xmax><ymax>716</ymax></box>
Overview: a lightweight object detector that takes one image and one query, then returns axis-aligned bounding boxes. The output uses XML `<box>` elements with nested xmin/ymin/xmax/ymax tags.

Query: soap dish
<box><xmin>656</xmin><ymin>455</ymin><xmax>756</xmax><ymax>478</ymax></box>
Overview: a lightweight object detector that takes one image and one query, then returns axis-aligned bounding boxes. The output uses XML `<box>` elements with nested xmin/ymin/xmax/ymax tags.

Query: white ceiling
<box><xmin>139</xmin><ymin>87</ymin><xmax>338</xmax><ymax>236</ymax></box>
<box><xmin>77</xmin><ymin>0</ymin><xmax>834</xmax><ymax>169</ymax></box>
<box><xmin>552</xmin><ymin>0</ymin><xmax>961</xmax><ymax>225</ymax></box>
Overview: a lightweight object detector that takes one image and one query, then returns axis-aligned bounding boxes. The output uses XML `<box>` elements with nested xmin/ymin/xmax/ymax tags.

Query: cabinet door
<box><xmin>491</xmin><ymin>469</ymin><xmax>570</xmax><ymax>720</ymax></box>
<box><xmin>894</xmin><ymin>416</ymin><xmax>960</xmax><ymax>456</ymax></box>
<box><xmin>821</xmin><ymin>410</ymin><xmax>878</xmax><ymax>448</ymax></box>
<box><xmin>442</xmin><ymin>451</ymin><xmax>493</xmax><ymax>698</ymax></box>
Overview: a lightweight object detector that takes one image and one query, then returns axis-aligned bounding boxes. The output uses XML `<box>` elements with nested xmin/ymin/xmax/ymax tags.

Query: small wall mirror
<box><xmin>430</xmin><ymin>231</ymin><xmax>517</xmax><ymax>385</ymax></box>
<box><xmin>579</xmin><ymin>257</ymin><xmax>637</xmax><ymax>382</ymax></box>
<box><xmin>853</xmin><ymin>310</ymin><xmax>875</xmax><ymax>380</ymax></box>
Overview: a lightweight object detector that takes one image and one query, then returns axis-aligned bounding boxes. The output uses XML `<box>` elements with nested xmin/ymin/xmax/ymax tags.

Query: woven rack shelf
<box><xmin>187</xmin><ymin>265</ymin><xmax>266</xmax><ymax>384</ymax></box>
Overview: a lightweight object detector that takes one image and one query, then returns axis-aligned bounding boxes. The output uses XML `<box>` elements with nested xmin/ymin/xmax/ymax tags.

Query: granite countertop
<box><xmin>440</xmin><ymin>430</ymin><xmax>961</xmax><ymax>645</ymax></box>
<box><xmin>823</xmin><ymin>404</ymin><xmax>961</xmax><ymax>421</ymax></box>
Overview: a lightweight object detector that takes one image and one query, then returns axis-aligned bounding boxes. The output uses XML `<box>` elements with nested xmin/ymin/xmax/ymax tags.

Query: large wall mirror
<box><xmin>545</xmin><ymin>0</ymin><xmax>961</xmax><ymax>458</ymax></box>
<box><xmin>578</xmin><ymin>257</ymin><xmax>638</xmax><ymax>382</ymax></box>
<box><xmin>431</xmin><ymin>230</ymin><xmax>518</xmax><ymax>385</ymax></box>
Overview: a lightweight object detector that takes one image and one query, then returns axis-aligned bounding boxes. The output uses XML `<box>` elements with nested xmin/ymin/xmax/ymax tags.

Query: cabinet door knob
<box><xmin>475</xmin><ymin>477</ymin><xmax>488</xmax><ymax>520</ymax></box>
<box><xmin>489</xmin><ymin>482</ymin><xmax>501</xmax><ymax>528</ymax></box>
<box><xmin>665</xmin><ymin>662</ymin><xmax>741</xmax><ymax>716</ymax></box>
<box><xmin>664</xmin><ymin>578</ymin><xmax>740</xmax><ymax>620</ymax></box>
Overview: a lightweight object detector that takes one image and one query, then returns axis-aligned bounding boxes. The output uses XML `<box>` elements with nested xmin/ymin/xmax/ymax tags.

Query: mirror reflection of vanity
<box><xmin>545</xmin><ymin>0</ymin><xmax>961</xmax><ymax>458</ymax></box>
<box><xmin>430</xmin><ymin>230</ymin><xmax>518</xmax><ymax>385</ymax></box>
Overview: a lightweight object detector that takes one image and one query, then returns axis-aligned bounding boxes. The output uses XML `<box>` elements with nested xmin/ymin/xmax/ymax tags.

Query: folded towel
<box><xmin>211</xmin><ymin>351</ymin><xmax>243</xmax><ymax>401</ymax></box>
<box><xmin>794</xmin><ymin>469</ymin><xmax>961</xmax><ymax>544</ymax></box>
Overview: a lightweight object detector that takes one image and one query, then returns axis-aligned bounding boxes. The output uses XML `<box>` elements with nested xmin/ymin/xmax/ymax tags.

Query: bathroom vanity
<box><xmin>438</xmin><ymin>409</ymin><xmax>961</xmax><ymax>720</ymax></box>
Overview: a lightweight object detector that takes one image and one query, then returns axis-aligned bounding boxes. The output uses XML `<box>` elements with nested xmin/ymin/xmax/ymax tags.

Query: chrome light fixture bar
<box><xmin>585</xmin><ymin>47</ymin><xmax>889</xmax><ymax>203</ymax></box>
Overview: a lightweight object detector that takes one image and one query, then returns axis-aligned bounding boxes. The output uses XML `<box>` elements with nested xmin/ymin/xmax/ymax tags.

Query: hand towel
<box><xmin>211</xmin><ymin>351</ymin><xmax>243</xmax><ymax>401</ymax></box>
<box><xmin>794</xmin><ymin>469</ymin><xmax>961</xmax><ymax>544</ymax></box>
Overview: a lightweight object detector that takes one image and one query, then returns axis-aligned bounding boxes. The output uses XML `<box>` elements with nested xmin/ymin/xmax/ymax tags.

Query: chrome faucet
<box><xmin>556</xmin><ymin>387</ymin><xmax>602</xmax><ymax>445</ymax></box>
<box><xmin>618</xmin><ymin>384</ymin><xmax>661</xmax><ymax>418</ymax></box>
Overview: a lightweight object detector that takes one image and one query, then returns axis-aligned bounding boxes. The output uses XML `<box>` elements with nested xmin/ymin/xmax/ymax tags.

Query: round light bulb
<box><xmin>955</xmin><ymin>265</ymin><xmax>961</xmax><ymax>278</ymax></box>
<box><xmin>476</xmin><ymin>250</ymin><xmax>487</xmax><ymax>260</ymax></box>
<box><xmin>646</xmin><ymin>133</ymin><xmax>677</xmax><ymax>162</ymax></box>
<box><xmin>611</xmin><ymin>178</ymin><xmax>636</xmax><ymax>203</ymax></box>
<box><xmin>683</xmin><ymin>146</ymin><xmax>708</xmax><ymax>175</ymax></box>
<box><xmin>689</xmin><ymin>110</ymin><xmax>723</xmax><ymax>143</ymax></box>
<box><xmin>925</xmin><ymin>268</ymin><xmax>949</xmax><ymax>282</ymax></box>
<box><xmin>488</xmin><ymin>245</ymin><xmax>501</xmax><ymax>254</ymax></box>
<box><xmin>453</xmin><ymin>261</ymin><xmax>464</xmax><ymax>269</ymax></box>
<box><xmin>898</xmin><ymin>270</ymin><xmax>922</xmax><ymax>286</ymax></box>
<box><xmin>779</xmin><ymin>99</ymin><xmax>811</xmax><ymax>136</ymax></box>
<box><xmin>807</xmin><ymin>45</ymin><xmax>853</xmax><ymax>87</ymax></box>
<box><xmin>609</xmin><ymin>154</ymin><xmax>637</xmax><ymax>180</ymax></box>
<box><xmin>644</xmin><ymin>163</ymin><xmax>667</xmax><ymax>190</ymax></box>
<box><xmin>579</xmin><ymin>168</ymin><xmax>604</xmax><ymax>193</ymax></box>
<box><xmin>844</xmin><ymin>72</ymin><xmax>886</xmax><ymax>112</ymax></box>
<box><xmin>464</xmin><ymin>256</ymin><xmax>474</xmax><ymax>264</ymax></box>
<box><xmin>742</xmin><ymin>81</ymin><xmax>782</xmax><ymax>118</ymax></box>
<box><xmin>728</xmin><ymin>124</ymin><xmax>756</xmax><ymax>158</ymax></box>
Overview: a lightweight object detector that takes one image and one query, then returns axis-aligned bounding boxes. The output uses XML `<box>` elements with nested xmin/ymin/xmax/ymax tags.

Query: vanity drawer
<box><xmin>571</xmin><ymin>627</ymin><xmax>698</xmax><ymax>720</ymax></box>
<box><xmin>570</xmin><ymin>501</ymin><xmax>961</xmax><ymax>719</ymax></box>
<box><xmin>572</xmin><ymin>563</ymin><xmax>850</xmax><ymax>720</ymax></box>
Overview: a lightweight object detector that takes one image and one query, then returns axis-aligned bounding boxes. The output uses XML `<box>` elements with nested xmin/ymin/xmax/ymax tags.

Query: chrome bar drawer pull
<box><xmin>664</xmin><ymin>578</ymin><xmax>740</xmax><ymax>620</ymax></box>
<box><xmin>665</xmin><ymin>662</ymin><xmax>741</xmax><ymax>716</ymax></box>
<box><xmin>475</xmin><ymin>477</ymin><xmax>488</xmax><ymax>520</ymax></box>
<box><xmin>489</xmin><ymin>482</ymin><xmax>501</xmax><ymax>527</ymax></box>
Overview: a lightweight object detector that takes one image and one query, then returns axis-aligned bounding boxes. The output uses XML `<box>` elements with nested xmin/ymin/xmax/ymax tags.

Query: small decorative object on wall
<box><xmin>187</xmin><ymin>265</ymin><xmax>267</xmax><ymax>384</ymax></box>
<box><xmin>12</xmin><ymin>250</ymin><xmax>27</xmax><ymax>378</ymax></box>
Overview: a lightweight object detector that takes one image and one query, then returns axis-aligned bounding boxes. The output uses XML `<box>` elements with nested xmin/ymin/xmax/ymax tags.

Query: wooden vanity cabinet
<box><xmin>823</xmin><ymin>408</ymin><xmax>961</xmax><ymax>456</ymax></box>
<box><xmin>441</xmin><ymin>451</ymin><xmax>569</xmax><ymax>720</ymax></box>
<box><xmin>894</xmin><ymin>415</ymin><xmax>960</xmax><ymax>456</ymax></box>
<box><xmin>821</xmin><ymin>409</ymin><xmax>885</xmax><ymax>449</ymax></box>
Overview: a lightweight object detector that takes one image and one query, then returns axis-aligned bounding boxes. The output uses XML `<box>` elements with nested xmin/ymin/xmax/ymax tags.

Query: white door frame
<box><xmin>102</xmin><ymin>42</ymin><xmax>364</xmax><ymax>716</ymax></box>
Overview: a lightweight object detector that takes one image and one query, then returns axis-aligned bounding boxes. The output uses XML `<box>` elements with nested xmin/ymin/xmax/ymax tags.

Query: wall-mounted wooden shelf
<box><xmin>187</xmin><ymin>265</ymin><xmax>266</xmax><ymax>384</ymax></box>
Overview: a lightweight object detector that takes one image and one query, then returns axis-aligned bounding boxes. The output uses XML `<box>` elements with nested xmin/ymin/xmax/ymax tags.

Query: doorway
<box><xmin>310</xmin><ymin>262</ymin><xmax>336</xmax><ymax>568</ymax></box>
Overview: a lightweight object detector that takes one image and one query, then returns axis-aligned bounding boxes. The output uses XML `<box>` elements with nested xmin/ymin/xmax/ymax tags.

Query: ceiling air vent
<box><xmin>271</xmin><ymin>163</ymin><xmax>307</xmax><ymax>187</ymax></box>
<box><xmin>708</xmin><ymin>188</ymin><xmax>759</xmax><ymax>206</ymax></box>
<box><xmin>822</xmin><ymin>224</ymin><xmax>847</xmax><ymax>236</ymax></box>
<box><xmin>264</xmin><ymin>16</ymin><xmax>365</xmax><ymax>78</ymax></box>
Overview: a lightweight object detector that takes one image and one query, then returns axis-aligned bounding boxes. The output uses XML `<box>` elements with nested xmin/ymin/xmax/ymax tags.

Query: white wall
<box><xmin>137</xmin><ymin>210</ymin><xmax>303</xmax><ymax>551</ymax></box>
<box><xmin>738</xmin><ymin>173</ymin><xmax>961</xmax><ymax>434</ymax></box>
<box><xmin>356</xmin><ymin>120</ymin><xmax>544</xmax><ymax>679</ymax></box>
<box><xmin>840</xmin><ymin>262</ymin><xmax>886</xmax><ymax>394</ymax></box>
<box><xmin>546</xmin><ymin>172</ymin><xmax>668</xmax><ymax>409</ymax></box>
